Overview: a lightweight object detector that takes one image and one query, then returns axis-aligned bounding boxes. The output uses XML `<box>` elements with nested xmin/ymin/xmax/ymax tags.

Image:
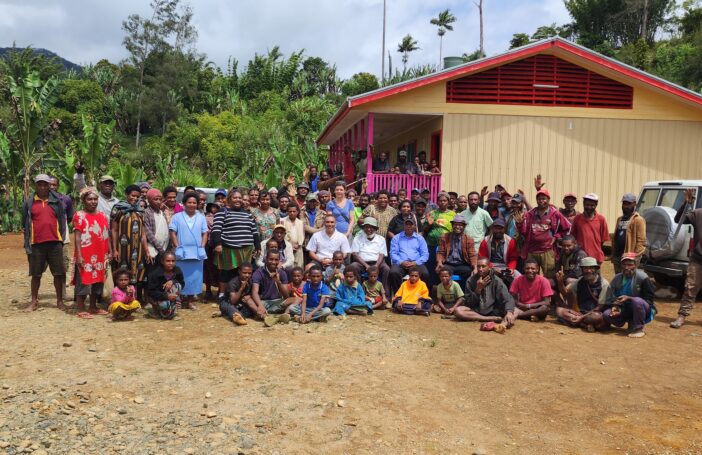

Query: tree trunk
<box><xmin>478</xmin><ymin>0</ymin><xmax>484</xmax><ymax>57</ymax></box>
<box><xmin>439</xmin><ymin>36</ymin><xmax>443</xmax><ymax>66</ymax></box>
<box><xmin>641</xmin><ymin>0</ymin><xmax>648</xmax><ymax>42</ymax></box>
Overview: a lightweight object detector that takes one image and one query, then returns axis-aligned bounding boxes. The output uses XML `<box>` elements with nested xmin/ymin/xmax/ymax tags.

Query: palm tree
<box><xmin>397</xmin><ymin>34</ymin><xmax>420</xmax><ymax>69</ymax></box>
<box><xmin>430</xmin><ymin>9</ymin><xmax>457</xmax><ymax>64</ymax></box>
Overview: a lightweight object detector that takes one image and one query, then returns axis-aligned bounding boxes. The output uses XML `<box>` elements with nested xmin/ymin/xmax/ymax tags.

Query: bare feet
<box><xmin>670</xmin><ymin>316</ymin><xmax>685</xmax><ymax>329</ymax></box>
<box><xmin>57</xmin><ymin>300</ymin><xmax>67</xmax><ymax>311</ymax></box>
<box><xmin>25</xmin><ymin>300</ymin><xmax>39</xmax><ymax>312</ymax></box>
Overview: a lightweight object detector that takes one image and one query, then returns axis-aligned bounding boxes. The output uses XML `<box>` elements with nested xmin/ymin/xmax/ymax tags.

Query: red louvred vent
<box><xmin>446</xmin><ymin>55</ymin><xmax>633</xmax><ymax>109</ymax></box>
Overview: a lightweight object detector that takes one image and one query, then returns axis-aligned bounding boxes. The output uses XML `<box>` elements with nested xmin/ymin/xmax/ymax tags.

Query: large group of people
<box><xmin>21</xmin><ymin>161</ymin><xmax>702</xmax><ymax>338</ymax></box>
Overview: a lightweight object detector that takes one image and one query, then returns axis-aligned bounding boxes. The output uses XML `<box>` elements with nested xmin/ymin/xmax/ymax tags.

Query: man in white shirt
<box><xmin>347</xmin><ymin>217</ymin><xmax>389</xmax><ymax>285</ymax></box>
<box><xmin>305</xmin><ymin>215</ymin><xmax>351</xmax><ymax>270</ymax></box>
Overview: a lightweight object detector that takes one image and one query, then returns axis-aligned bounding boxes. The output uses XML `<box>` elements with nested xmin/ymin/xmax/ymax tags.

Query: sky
<box><xmin>0</xmin><ymin>0</ymin><xmax>572</xmax><ymax>79</ymax></box>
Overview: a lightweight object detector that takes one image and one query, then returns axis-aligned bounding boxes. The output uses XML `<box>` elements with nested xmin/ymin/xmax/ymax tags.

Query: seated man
<box><xmin>435</xmin><ymin>215</ymin><xmax>477</xmax><ymax>287</ymax></box>
<box><xmin>602</xmin><ymin>252</ymin><xmax>656</xmax><ymax>338</ymax></box>
<box><xmin>455</xmin><ymin>258</ymin><xmax>516</xmax><ymax>328</ymax></box>
<box><xmin>478</xmin><ymin>219</ymin><xmax>520</xmax><ymax>288</ymax></box>
<box><xmin>305</xmin><ymin>215</ymin><xmax>351</xmax><ymax>270</ymax></box>
<box><xmin>555</xmin><ymin>256</ymin><xmax>609</xmax><ymax>331</ymax></box>
<box><xmin>510</xmin><ymin>258</ymin><xmax>552</xmax><ymax>321</ymax></box>
<box><xmin>250</xmin><ymin>250</ymin><xmax>291</xmax><ymax>326</ymax></box>
<box><xmin>347</xmin><ymin>217</ymin><xmax>390</xmax><ymax>285</ymax></box>
<box><xmin>388</xmin><ymin>217</ymin><xmax>430</xmax><ymax>296</ymax></box>
<box><xmin>551</xmin><ymin>234</ymin><xmax>587</xmax><ymax>304</ymax></box>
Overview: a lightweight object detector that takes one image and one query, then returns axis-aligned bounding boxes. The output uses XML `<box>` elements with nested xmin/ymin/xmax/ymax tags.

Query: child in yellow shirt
<box><xmin>392</xmin><ymin>267</ymin><xmax>432</xmax><ymax>316</ymax></box>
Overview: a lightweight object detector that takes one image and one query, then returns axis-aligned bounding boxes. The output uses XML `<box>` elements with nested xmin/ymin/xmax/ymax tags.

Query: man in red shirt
<box><xmin>22</xmin><ymin>174</ymin><xmax>67</xmax><ymax>311</ymax></box>
<box><xmin>570</xmin><ymin>193</ymin><xmax>609</xmax><ymax>264</ymax></box>
<box><xmin>510</xmin><ymin>258</ymin><xmax>553</xmax><ymax>321</ymax></box>
<box><xmin>517</xmin><ymin>189</ymin><xmax>571</xmax><ymax>279</ymax></box>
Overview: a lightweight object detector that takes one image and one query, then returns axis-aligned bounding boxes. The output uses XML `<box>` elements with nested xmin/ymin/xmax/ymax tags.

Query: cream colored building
<box><xmin>318</xmin><ymin>37</ymin><xmax>702</xmax><ymax>227</ymax></box>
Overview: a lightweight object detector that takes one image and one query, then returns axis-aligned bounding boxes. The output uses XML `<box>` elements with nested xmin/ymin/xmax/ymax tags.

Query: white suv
<box><xmin>638</xmin><ymin>180</ymin><xmax>701</xmax><ymax>286</ymax></box>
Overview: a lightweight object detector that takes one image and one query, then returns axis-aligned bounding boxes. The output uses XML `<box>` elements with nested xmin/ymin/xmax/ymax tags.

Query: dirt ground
<box><xmin>1</xmin><ymin>233</ymin><xmax>702</xmax><ymax>455</ymax></box>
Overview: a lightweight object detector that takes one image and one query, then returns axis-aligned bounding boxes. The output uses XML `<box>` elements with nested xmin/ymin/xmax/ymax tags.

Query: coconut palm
<box><xmin>430</xmin><ymin>9</ymin><xmax>457</xmax><ymax>64</ymax></box>
<box><xmin>397</xmin><ymin>34</ymin><xmax>420</xmax><ymax>70</ymax></box>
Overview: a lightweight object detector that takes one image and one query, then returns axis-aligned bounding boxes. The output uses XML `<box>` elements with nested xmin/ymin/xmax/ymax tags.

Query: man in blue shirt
<box><xmin>388</xmin><ymin>217</ymin><xmax>430</xmax><ymax>296</ymax></box>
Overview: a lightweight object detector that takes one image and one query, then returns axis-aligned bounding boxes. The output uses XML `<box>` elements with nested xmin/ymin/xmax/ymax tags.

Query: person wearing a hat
<box><xmin>602</xmin><ymin>252</ymin><xmax>656</xmax><ymax>338</ymax></box>
<box><xmin>436</xmin><ymin>215</ymin><xmax>477</xmax><ymax>286</ymax></box>
<box><xmin>559</xmin><ymin>193</ymin><xmax>580</xmax><ymax>224</ymax></box>
<box><xmin>23</xmin><ymin>174</ymin><xmax>68</xmax><ymax>311</ymax></box>
<box><xmin>214</xmin><ymin>188</ymin><xmax>227</xmax><ymax>207</ymax></box>
<box><xmin>670</xmin><ymin>188</ymin><xmax>702</xmax><ymax>328</ymax></box>
<box><xmin>569</xmin><ymin>193</ymin><xmax>609</xmax><ymax>264</ymax></box>
<box><xmin>347</xmin><ymin>217</ymin><xmax>390</xmax><ymax>286</ymax></box>
<box><xmin>73</xmin><ymin>163</ymin><xmax>121</xmax><ymax>219</ymax></box>
<box><xmin>388</xmin><ymin>216</ymin><xmax>430</xmax><ymax>296</ymax></box>
<box><xmin>478</xmin><ymin>218</ymin><xmax>520</xmax><ymax>288</ymax></box>
<box><xmin>504</xmin><ymin>192</ymin><xmax>528</xmax><ymax>247</ymax></box>
<box><xmin>460</xmin><ymin>191</ymin><xmax>493</xmax><ymax>246</ymax></box>
<box><xmin>421</xmin><ymin>188</ymin><xmax>438</xmax><ymax>211</ymax></box>
<box><xmin>485</xmin><ymin>191</ymin><xmax>507</xmax><ymax>222</ymax></box>
<box><xmin>517</xmin><ymin>188</ymin><xmax>571</xmax><ymax>279</ymax></box>
<box><xmin>394</xmin><ymin>150</ymin><xmax>409</xmax><ymax>173</ymax></box>
<box><xmin>555</xmin><ymin>256</ymin><xmax>609</xmax><ymax>331</ymax></box>
<box><xmin>302</xmin><ymin>192</ymin><xmax>325</xmax><ymax>248</ymax></box>
<box><xmin>295</xmin><ymin>182</ymin><xmax>310</xmax><ymax>208</ymax></box>
<box><xmin>256</xmin><ymin>224</ymin><xmax>294</xmax><ymax>271</ymax></box>
<box><xmin>612</xmin><ymin>193</ymin><xmax>646</xmax><ymax>273</ymax></box>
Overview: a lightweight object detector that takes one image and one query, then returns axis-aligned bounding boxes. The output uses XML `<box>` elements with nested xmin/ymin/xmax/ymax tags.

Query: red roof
<box><xmin>317</xmin><ymin>37</ymin><xmax>702</xmax><ymax>145</ymax></box>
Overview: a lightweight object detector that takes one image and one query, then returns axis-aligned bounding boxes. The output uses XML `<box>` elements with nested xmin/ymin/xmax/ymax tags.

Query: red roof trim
<box><xmin>317</xmin><ymin>37</ymin><xmax>702</xmax><ymax>145</ymax></box>
<box><xmin>351</xmin><ymin>41</ymin><xmax>556</xmax><ymax>107</ymax></box>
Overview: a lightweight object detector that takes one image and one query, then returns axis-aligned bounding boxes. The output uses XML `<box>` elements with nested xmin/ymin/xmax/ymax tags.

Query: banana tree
<box><xmin>78</xmin><ymin>115</ymin><xmax>116</xmax><ymax>186</ymax></box>
<box><xmin>3</xmin><ymin>69</ymin><xmax>60</xmax><ymax>197</ymax></box>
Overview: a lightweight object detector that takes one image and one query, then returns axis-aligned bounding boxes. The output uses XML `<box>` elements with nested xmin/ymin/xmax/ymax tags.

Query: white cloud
<box><xmin>0</xmin><ymin>0</ymin><xmax>572</xmax><ymax>78</ymax></box>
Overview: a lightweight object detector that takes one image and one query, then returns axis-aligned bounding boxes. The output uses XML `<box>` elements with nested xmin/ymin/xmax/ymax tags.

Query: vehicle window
<box><xmin>659</xmin><ymin>189</ymin><xmax>687</xmax><ymax>210</ymax></box>
<box><xmin>637</xmin><ymin>189</ymin><xmax>659</xmax><ymax>214</ymax></box>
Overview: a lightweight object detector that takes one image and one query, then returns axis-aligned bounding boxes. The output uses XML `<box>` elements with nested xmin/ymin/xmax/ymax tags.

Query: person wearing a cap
<box><xmin>410</xmin><ymin>188</ymin><xmax>422</xmax><ymax>206</ymax></box>
<box><xmin>73</xmin><ymin>163</ymin><xmax>121</xmax><ymax>219</ymax></box>
<box><xmin>504</xmin><ymin>192</ymin><xmax>528</xmax><ymax>247</ymax></box>
<box><xmin>569</xmin><ymin>193</ymin><xmax>609</xmax><ymax>264</ymax></box>
<box><xmin>559</xmin><ymin>193</ymin><xmax>580</xmax><ymax>224</ymax></box>
<box><xmin>436</xmin><ymin>215</ymin><xmax>477</xmax><ymax>286</ymax></box>
<box><xmin>214</xmin><ymin>189</ymin><xmax>227</xmax><ymax>207</ymax></box>
<box><xmin>256</xmin><ymin>225</ymin><xmax>294</xmax><ymax>271</ymax></box>
<box><xmin>478</xmin><ymin>218</ymin><xmax>520</xmax><ymax>287</ymax></box>
<box><xmin>612</xmin><ymin>193</ymin><xmax>646</xmax><ymax>273</ymax></box>
<box><xmin>670</xmin><ymin>188</ymin><xmax>702</xmax><ymax>328</ymax></box>
<box><xmin>460</xmin><ymin>191</ymin><xmax>493</xmax><ymax>246</ymax></box>
<box><xmin>22</xmin><ymin>174</ymin><xmax>68</xmax><ymax>311</ymax></box>
<box><xmin>485</xmin><ymin>191</ymin><xmax>507</xmax><ymax>222</ymax></box>
<box><xmin>362</xmin><ymin>189</ymin><xmax>398</xmax><ymax>238</ymax></box>
<box><xmin>295</xmin><ymin>182</ymin><xmax>310</xmax><ymax>208</ymax></box>
<box><xmin>394</xmin><ymin>150</ymin><xmax>409</xmax><ymax>173</ymax></box>
<box><xmin>421</xmin><ymin>188</ymin><xmax>438</xmax><ymax>211</ymax></box>
<box><xmin>517</xmin><ymin>188</ymin><xmax>571</xmax><ymax>279</ymax></box>
<box><xmin>555</xmin><ymin>256</ymin><xmax>609</xmax><ymax>331</ymax></box>
<box><xmin>302</xmin><ymin>192</ymin><xmax>325</xmax><ymax>247</ymax></box>
<box><xmin>348</xmin><ymin>217</ymin><xmax>390</xmax><ymax>284</ymax></box>
<box><xmin>388</xmin><ymin>216</ymin><xmax>430</xmax><ymax>296</ymax></box>
<box><xmin>602</xmin><ymin>252</ymin><xmax>656</xmax><ymax>338</ymax></box>
<box><xmin>305</xmin><ymin>215</ymin><xmax>351</xmax><ymax>271</ymax></box>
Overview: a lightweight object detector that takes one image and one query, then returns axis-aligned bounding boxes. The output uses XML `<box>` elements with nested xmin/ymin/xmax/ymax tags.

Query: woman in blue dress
<box><xmin>169</xmin><ymin>192</ymin><xmax>208</xmax><ymax>309</ymax></box>
<box><xmin>326</xmin><ymin>182</ymin><xmax>355</xmax><ymax>238</ymax></box>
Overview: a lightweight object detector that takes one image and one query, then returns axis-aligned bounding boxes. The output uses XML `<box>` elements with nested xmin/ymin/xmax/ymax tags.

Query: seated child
<box><xmin>433</xmin><ymin>267</ymin><xmax>465</xmax><ymax>315</ymax></box>
<box><xmin>335</xmin><ymin>269</ymin><xmax>373</xmax><ymax>316</ymax></box>
<box><xmin>146</xmin><ymin>251</ymin><xmax>184</xmax><ymax>320</ymax></box>
<box><xmin>256</xmin><ymin>238</ymin><xmax>279</xmax><ymax>268</ymax></box>
<box><xmin>289</xmin><ymin>266</ymin><xmax>332</xmax><ymax>323</ymax></box>
<box><xmin>510</xmin><ymin>258</ymin><xmax>553</xmax><ymax>321</ymax></box>
<box><xmin>392</xmin><ymin>267</ymin><xmax>432</xmax><ymax>316</ymax></box>
<box><xmin>362</xmin><ymin>265</ymin><xmax>388</xmax><ymax>310</ymax></box>
<box><xmin>323</xmin><ymin>251</ymin><xmax>345</xmax><ymax>308</ymax></box>
<box><xmin>108</xmin><ymin>268</ymin><xmax>142</xmax><ymax>321</ymax></box>
<box><xmin>283</xmin><ymin>266</ymin><xmax>305</xmax><ymax>309</ymax></box>
<box><xmin>220</xmin><ymin>262</ymin><xmax>252</xmax><ymax>326</ymax></box>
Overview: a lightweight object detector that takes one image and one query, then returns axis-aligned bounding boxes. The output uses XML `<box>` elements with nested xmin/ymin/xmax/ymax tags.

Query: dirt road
<box><xmin>1</xmin><ymin>233</ymin><xmax>701</xmax><ymax>454</ymax></box>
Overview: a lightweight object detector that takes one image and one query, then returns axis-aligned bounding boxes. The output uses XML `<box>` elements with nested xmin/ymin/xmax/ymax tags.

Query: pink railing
<box><xmin>366</xmin><ymin>172</ymin><xmax>442</xmax><ymax>203</ymax></box>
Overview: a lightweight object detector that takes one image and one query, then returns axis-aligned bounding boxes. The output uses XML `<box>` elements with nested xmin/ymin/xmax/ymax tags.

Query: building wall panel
<box><xmin>442</xmin><ymin>113</ymin><xmax>702</xmax><ymax>228</ymax></box>
<box><xmin>375</xmin><ymin>117</ymin><xmax>443</xmax><ymax>162</ymax></box>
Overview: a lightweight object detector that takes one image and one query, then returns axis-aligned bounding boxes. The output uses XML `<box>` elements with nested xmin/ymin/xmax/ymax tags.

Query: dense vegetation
<box><xmin>0</xmin><ymin>0</ymin><xmax>701</xmax><ymax>232</ymax></box>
